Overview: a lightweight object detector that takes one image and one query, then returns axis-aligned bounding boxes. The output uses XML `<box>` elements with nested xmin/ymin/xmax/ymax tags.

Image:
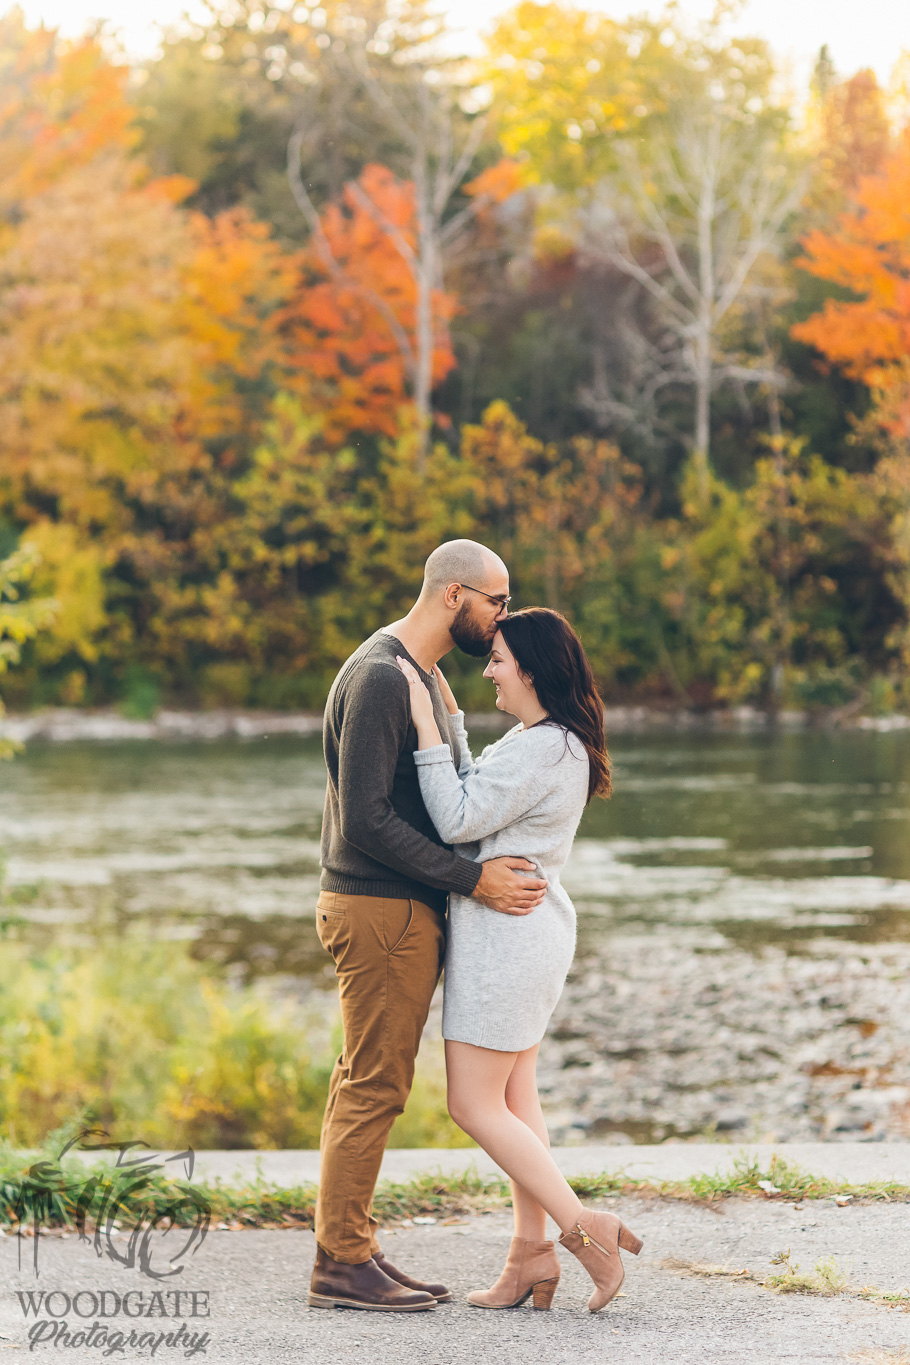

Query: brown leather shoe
<box><xmin>309</xmin><ymin>1246</ymin><xmax>437</xmax><ymax>1311</ymax></box>
<box><xmin>373</xmin><ymin>1250</ymin><xmax>452</xmax><ymax>1303</ymax></box>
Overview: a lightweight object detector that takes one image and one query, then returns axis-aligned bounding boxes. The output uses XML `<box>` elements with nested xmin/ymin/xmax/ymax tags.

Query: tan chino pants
<box><xmin>314</xmin><ymin>889</ymin><xmax>445</xmax><ymax>1263</ymax></box>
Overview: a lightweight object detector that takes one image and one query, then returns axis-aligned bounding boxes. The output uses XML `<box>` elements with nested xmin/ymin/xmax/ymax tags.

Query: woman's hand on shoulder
<box><xmin>432</xmin><ymin>663</ymin><xmax>459</xmax><ymax>716</ymax></box>
<box><xmin>396</xmin><ymin>656</ymin><xmax>437</xmax><ymax>730</ymax></box>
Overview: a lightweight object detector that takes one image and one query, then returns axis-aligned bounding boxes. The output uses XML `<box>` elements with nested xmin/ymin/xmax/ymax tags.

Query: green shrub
<box><xmin>119</xmin><ymin>665</ymin><xmax>161</xmax><ymax>720</ymax></box>
<box><xmin>0</xmin><ymin>929</ymin><xmax>468</xmax><ymax>1150</ymax></box>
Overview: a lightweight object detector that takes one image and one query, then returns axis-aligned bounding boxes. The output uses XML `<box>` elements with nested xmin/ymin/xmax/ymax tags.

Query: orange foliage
<box><xmin>283</xmin><ymin>164</ymin><xmax>457</xmax><ymax>442</ymax></box>
<box><xmin>0</xmin><ymin>18</ymin><xmax>137</xmax><ymax>204</ymax></box>
<box><xmin>813</xmin><ymin>70</ymin><xmax>891</xmax><ymax>209</ymax></box>
<box><xmin>792</xmin><ymin>129</ymin><xmax>910</xmax><ymax>439</ymax></box>
<box><xmin>464</xmin><ymin>159</ymin><xmax>524</xmax><ymax>204</ymax></box>
<box><xmin>181</xmin><ymin>208</ymin><xmax>300</xmax><ymax>451</ymax></box>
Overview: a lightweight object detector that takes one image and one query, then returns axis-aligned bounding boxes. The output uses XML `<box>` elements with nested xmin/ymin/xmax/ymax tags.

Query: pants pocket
<box><xmin>317</xmin><ymin>892</ymin><xmax>349</xmax><ymax>956</ymax></box>
<box><xmin>384</xmin><ymin>898</ymin><xmax>415</xmax><ymax>955</ymax></box>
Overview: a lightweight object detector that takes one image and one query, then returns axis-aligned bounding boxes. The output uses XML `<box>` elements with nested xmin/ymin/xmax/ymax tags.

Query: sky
<box><xmin>13</xmin><ymin>0</ymin><xmax>910</xmax><ymax>92</ymax></box>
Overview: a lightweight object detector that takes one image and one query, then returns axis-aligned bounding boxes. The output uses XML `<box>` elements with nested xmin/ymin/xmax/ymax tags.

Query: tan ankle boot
<box><xmin>558</xmin><ymin>1209</ymin><xmax>643</xmax><ymax>1312</ymax></box>
<box><xmin>467</xmin><ymin>1236</ymin><xmax>560</xmax><ymax>1309</ymax></box>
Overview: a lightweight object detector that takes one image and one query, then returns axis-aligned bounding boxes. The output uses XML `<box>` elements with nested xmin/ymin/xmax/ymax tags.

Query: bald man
<box><xmin>310</xmin><ymin>540</ymin><xmax>548</xmax><ymax>1312</ymax></box>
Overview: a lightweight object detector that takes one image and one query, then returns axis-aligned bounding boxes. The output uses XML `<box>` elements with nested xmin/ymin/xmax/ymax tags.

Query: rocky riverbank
<box><xmin>536</xmin><ymin>935</ymin><xmax>910</xmax><ymax>1145</ymax></box>
<box><xmin>1</xmin><ymin>704</ymin><xmax>908</xmax><ymax>743</ymax></box>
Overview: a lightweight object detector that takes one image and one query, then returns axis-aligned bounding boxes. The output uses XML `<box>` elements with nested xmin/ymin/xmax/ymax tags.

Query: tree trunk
<box><xmin>412</xmin><ymin>145</ymin><xmax>434</xmax><ymax>474</ymax></box>
<box><xmin>693</xmin><ymin>136</ymin><xmax>717</xmax><ymax>504</ymax></box>
<box><xmin>693</xmin><ymin>316</ymin><xmax>711</xmax><ymax>503</ymax></box>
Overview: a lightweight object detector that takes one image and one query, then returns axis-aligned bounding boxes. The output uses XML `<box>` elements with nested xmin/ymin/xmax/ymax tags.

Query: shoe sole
<box><xmin>308</xmin><ymin>1292</ymin><xmax>436</xmax><ymax>1312</ymax></box>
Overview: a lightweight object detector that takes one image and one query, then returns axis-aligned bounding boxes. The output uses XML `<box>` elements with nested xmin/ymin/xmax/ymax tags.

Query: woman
<box><xmin>396</xmin><ymin>607</ymin><xmax>642</xmax><ymax>1314</ymax></box>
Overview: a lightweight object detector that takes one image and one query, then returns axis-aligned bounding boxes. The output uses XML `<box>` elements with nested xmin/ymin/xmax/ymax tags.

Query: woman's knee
<box><xmin>448</xmin><ymin>1082</ymin><xmax>502</xmax><ymax>1135</ymax></box>
<box><xmin>446</xmin><ymin>1084</ymin><xmax>475</xmax><ymax>1133</ymax></box>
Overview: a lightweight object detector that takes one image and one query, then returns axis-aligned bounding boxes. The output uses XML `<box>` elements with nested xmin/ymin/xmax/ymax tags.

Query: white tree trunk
<box><xmin>413</xmin><ymin>150</ymin><xmax>435</xmax><ymax>472</ymax></box>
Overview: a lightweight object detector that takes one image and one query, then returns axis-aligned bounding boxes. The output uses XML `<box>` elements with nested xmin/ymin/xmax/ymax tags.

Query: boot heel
<box><xmin>618</xmin><ymin>1224</ymin><xmax>643</xmax><ymax>1256</ymax></box>
<box><xmin>531</xmin><ymin>1278</ymin><xmax>559</xmax><ymax>1310</ymax></box>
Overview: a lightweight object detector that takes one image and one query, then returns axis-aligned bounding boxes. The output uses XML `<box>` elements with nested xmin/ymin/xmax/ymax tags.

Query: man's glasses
<box><xmin>459</xmin><ymin>583</ymin><xmax>512</xmax><ymax>609</ymax></box>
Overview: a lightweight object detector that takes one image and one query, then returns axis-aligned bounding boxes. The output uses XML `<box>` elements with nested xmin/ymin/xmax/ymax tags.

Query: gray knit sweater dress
<box><xmin>413</xmin><ymin>711</ymin><xmax>590</xmax><ymax>1051</ymax></box>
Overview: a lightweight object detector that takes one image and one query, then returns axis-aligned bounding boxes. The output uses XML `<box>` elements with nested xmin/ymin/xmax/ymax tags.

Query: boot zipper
<box><xmin>573</xmin><ymin>1223</ymin><xmax>611</xmax><ymax>1256</ymax></box>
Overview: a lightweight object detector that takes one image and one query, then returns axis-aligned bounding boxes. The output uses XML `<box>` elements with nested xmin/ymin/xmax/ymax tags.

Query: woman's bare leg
<box><xmin>446</xmin><ymin>1039</ymin><xmax>583</xmax><ymax>1236</ymax></box>
<box><xmin>503</xmin><ymin>1044</ymin><xmax>550</xmax><ymax>1240</ymax></box>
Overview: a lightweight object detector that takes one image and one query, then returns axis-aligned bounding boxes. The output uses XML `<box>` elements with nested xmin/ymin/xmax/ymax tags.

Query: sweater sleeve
<box><xmin>413</xmin><ymin>726</ymin><xmax>560</xmax><ymax>844</ymax></box>
<box><xmin>451</xmin><ymin>710</ymin><xmax>476</xmax><ymax>778</ymax></box>
<box><xmin>337</xmin><ymin>667</ymin><xmax>482</xmax><ymax>898</ymax></box>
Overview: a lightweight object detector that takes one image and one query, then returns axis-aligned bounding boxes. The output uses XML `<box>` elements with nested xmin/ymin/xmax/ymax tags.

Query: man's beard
<box><xmin>450</xmin><ymin>600</ymin><xmax>495</xmax><ymax>657</ymax></box>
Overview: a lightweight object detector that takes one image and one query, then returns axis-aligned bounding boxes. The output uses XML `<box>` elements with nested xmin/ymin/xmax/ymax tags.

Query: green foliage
<box><xmin>0</xmin><ymin>546</ymin><xmax>57</xmax><ymax>753</ymax></box>
<box><xmin>0</xmin><ymin>929</ymin><xmax>464</xmax><ymax>1151</ymax></box>
<box><xmin>119</xmin><ymin>665</ymin><xmax>162</xmax><ymax>720</ymax></box>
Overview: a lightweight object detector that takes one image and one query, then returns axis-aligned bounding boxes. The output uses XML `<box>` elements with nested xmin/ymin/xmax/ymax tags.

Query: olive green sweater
<box><xmin>319</xmin><ymin>629</ymin><xmax>483</xmax><ymax>914</ymax></box>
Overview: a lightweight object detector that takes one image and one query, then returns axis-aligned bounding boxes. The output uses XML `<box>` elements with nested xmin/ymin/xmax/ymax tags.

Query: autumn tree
<box><xmin>483</xmin><ymin>1</ymin><xmax>636</xmax><ymax>188</ymax></box>
<box><xmin>139</xmin><ymin>0</ymin><xmax>446</xmax><ymax>230</ymax></box>
<box><xmin>283</xmin><ymin>163</ymin><xmax>458</xmax><ymax>444</ymax></box>
<box><xmin>792</xmin><ymin>128</ymin><xmax>910</xmax><ymax>441</ymax></box>
<box><xmin>0</xmin><ymin>20</ymin><xmax>302</xmax><ymax>702</ymax></box>
<box><xmin>287</xmin><ymin>17</ymin><xmax>511</xmax><ymax>465</ymax></box>
<box><xmin>803</xmin><ymin>61</ymin><xmax>891</xmax><ymax>222</ymax></box>
<box><xmin>792</xmin><ymin>129</ymin><xmax>910</xmax><ymax>671</ymax></box>
<box><xmin>585</xmin><ymin>24</ymin><xmax>803</xmax><ymax>489</ymax></box>
<box><xmin>487</xmin><ymin>7</ymin><xmax>803</xmax><ymax>484</ymax></box>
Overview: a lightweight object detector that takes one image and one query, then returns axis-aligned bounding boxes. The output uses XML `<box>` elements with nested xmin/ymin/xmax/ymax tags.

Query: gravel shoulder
<box><xmin>4</xmin><ymin>1196</ymin><xmax>910</xmax><ymax>1364</ymax></box>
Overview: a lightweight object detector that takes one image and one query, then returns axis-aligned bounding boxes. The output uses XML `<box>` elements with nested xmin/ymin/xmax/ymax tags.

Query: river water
<box><xmin>3</xmin><ymin>726</ymin><xmax>910</xmax><ymax>1143</ymax></box>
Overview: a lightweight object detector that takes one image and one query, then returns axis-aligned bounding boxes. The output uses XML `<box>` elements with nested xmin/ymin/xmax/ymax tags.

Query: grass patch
<box><xmin>664</xmin><ymin>1251</ymin><xmax>910</xmax><ymax>1312</ymax></box>
<box><xmin>0</xmin><ymin>1132</ymin><xmax>508</xmax><ymax>1233</ymax></box>
<box><xmin>4</xmin><ymin>1142</ymin><xmax>910</xmax><ymax>1235</ymax></box>
<box><xmin>766</xmin><ymin>1249</ymin><xmax>849</xmax><ymax>1295</ymax></box>
<box><xmin>604</xmin><ymin>1152</ymin><xmax>910</xmax><ymax>1206</ymax></box>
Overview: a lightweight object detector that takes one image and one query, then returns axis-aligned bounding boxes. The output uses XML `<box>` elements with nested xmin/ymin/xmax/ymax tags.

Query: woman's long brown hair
<box><xmin>496</xmin><ymin>607</ymin><xmax>611</xmax><ymax>803</ymax></box>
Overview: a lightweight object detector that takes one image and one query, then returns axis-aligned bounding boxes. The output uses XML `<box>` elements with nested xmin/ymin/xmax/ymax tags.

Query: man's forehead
<box><xmin>481</xmin><ymin>559</ymin><xmax>509</xmax><ymax>591</ymax></box>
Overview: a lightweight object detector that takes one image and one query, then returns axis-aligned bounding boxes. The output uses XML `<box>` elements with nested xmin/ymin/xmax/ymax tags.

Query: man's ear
<box><xmin>442</xmin><ymin>583</ymin><xmax>461</xmax><ymax>610</ymax></box>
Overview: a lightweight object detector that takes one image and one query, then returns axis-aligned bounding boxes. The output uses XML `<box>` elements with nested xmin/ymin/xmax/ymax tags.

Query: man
<box><xmin>309</xmin><ymin>539</ymin><xmax>548</xmax><ymax>1311</ymax></box>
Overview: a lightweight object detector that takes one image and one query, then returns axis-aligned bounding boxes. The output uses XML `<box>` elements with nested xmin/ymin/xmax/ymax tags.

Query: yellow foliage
<box><xmin>24</xmin><ymin>522</ymin><xmax>107</xmax><ymax>666</ymax></box>
<box><xmin>483</xmin><ymin>2</ymin><xmax>634</xmax><ymax>187</ymax></box>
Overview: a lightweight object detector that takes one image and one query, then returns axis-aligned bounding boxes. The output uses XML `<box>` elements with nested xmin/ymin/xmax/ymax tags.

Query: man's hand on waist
<box><xmin>471</xmin><ymin>857</ymin><xmax>547</xmax><ymax>916</ymax></box>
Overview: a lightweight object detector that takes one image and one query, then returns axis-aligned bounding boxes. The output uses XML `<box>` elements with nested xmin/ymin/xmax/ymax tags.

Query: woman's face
<box><xmin>482</xmin><ymin>631</ymin><xmax>537</xmax><ymax>716</ymax></box>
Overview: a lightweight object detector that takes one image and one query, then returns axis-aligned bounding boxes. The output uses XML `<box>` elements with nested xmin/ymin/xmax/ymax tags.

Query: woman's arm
<box><xmin>449</xmin><ymin>710</ymin><xmax>476</xmax><ymax>778</ymax></box>
<box><xmin>412</xmin><ymin>726</ymin><xmax>562</xmax><ymax>844</ymax></box>
<box><xmin>432</xmin><ymin>664</ymin><xmax>475</xmax><ymax>777</ymax></box>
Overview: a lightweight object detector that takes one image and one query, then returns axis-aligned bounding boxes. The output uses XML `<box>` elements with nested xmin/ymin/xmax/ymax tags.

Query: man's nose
<box><xmin>495</xmin><ymin>604</ymin><xmax>509</xmax><ymax>621</ymax></box>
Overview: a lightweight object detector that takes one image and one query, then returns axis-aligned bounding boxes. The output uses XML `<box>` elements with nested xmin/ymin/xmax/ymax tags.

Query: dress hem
<box><xmin>442</xmin><ymin>1022</ymin><xmax>548</xmax><ymax>1052</ymax></box>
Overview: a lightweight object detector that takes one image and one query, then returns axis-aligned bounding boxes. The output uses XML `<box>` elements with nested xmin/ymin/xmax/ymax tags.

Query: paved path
<box><xmin>3</xmin><ymin>1197</ymin><xmax>910</xmax><ymax>1364</ymax></box>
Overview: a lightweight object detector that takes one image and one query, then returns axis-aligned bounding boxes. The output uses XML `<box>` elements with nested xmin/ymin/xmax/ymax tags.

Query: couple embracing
<box><xmin>309</xmin><ymin>538</ymin><xmax>642</xmax><ymax>1315</ymax></box>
